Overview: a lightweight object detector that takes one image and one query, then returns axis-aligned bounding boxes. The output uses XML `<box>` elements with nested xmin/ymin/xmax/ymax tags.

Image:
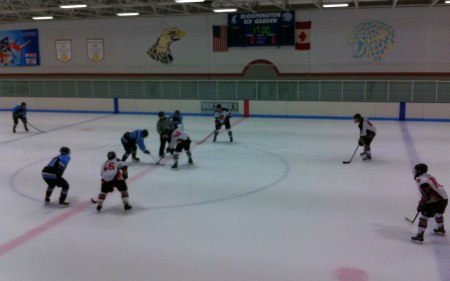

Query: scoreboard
<box><xmin>227</xmin><ymin>12</ymin><xmax>295</xmax><ymax>47</ymax></box>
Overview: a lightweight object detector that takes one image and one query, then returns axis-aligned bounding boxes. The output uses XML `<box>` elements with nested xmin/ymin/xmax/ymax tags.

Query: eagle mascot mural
<box><xmin>147</xmin><ymin>27</ymin><xmax>185</xmax><ymax>64</ymax></box>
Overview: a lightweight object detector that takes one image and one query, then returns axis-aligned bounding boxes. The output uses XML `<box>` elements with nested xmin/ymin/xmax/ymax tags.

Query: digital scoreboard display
<box><xmin>228</xmin><ymin>12</ymin><xmax>295</xmax><ymax>47</ymax></box>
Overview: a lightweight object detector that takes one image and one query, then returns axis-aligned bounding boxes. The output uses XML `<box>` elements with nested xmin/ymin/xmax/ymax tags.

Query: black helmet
<box><xmin>21</xmin><ymin>102</ymin><xmax>26</xmax><ymax>106</ymax></box>
<box><xmin>353</xmin><ymin>113</ymin><xmax>362</xmax><ymax>120</ymax></box>
<box><xmin>142</xmin><ymin>129</ymin><xmax>149</xmax><ymax>138</ymax></box>
<box><xmin>60</xmin><ymin>146</ymin><xmax>70</xmax><ymax>155</ymax></box>
<box><xmin>216</xmin><ymin>104</ymin><xmax>222</xmax><ymax>109</ymax></box>
<box><xmin>107</xmin><ymin>151</ymin><xmax>116</xmax><ymax>160</ymax></box>
<box><xmin>413</xmin><ymin>163</ymin><xmax>428</xmax><ymax>178</ymax></box>
<box><xmin>158</xmin><ymin>111</ymin><xmax>165</xmax><ymax>117</ymax></box>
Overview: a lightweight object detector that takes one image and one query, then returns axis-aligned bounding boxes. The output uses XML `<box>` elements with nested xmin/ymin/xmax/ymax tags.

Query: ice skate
<box><xmin>434</xmin><ymin>226</ymin><xmax>446</xmax><ymax>235</ymax></box>
<box><xmin>188</xmin><ymin>157</ymin><xmax>193</xmax><ymax>164</ymax></box>
<box><xmin>411</xmin><ymin>232</ymin><xmax>424</xmax><ymax>243</ymax></box>
<box><xmin>124</xmin><ymin>203</ymin><xmax>132</xmax><ymax>211</ymax></box>
<box><xmin>96</xmin><ymin>204</ymin><xmax>102</xmax><ymax>212</ymax></box>
<box><xmin>362</xmin><ymin>154</ymin><xmax>372</xmax><ymax>161</ymax></box>
<box><xmin>230</xmin><ymin>137</ymin><xmax>233</xmax><ymax>142</ymax></box>
<box><xmin>59</xmin><ymin>199</ymin><xmax>70</xmax><ymax>206</ymax></box>
<box><xmin>132</xmin><ymin>156</ymin><xmax>140</xmax><ymax>162</ymax></box>
<box><xmin>171</xmin><ymin>162</ymin><xmax>178</xmax><ymax>169</ymax></box>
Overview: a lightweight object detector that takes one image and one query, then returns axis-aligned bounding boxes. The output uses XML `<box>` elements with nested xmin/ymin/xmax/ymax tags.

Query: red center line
<box><xmin>0</xmin><ymin>117</ymin><xmax>247</xmax><ymax>257</ymax></box>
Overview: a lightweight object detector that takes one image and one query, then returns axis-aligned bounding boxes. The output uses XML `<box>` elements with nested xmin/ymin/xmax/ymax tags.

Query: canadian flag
<box><xmin>295</xmin><ymin>21</ymin><xmax>311</xmax><ymax>51</ymax></box>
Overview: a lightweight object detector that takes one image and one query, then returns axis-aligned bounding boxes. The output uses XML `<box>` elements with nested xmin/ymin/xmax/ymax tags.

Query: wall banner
<box><xmin>55</xmin><ymin>39</ymin><xmax>72</xmax><ymax>63</ymax></box>
<box><xmin>87</xmin><ymin>38</ymin><xmax>104</xmax><ymax>62</ymax></box>
<box><xmin>0</xmin><ymin>28</ymin><xmax>40</xmax><ymax>66</ymax></box>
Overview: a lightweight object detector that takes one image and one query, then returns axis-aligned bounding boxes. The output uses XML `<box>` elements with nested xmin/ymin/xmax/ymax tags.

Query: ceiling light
<box><xmin>59</xmin><ymin>4</ymin><xmax>87</xmax><ymax>9</ymax></box>
<box><xmin>175</xmin><ymin>0</ymin><xmax>205</xmax><ymax>3</ymax></box>
<box><xmin>116</xmin><ymin>12</ymin><xmax>140</xmax><ymax>17</ymax></box>
<box><xmin>322</xmin><ymin>3</ymin><xmax>349</xmax><ymax>7</ymax></box>
<box><xmin>32</xmin><ymin>16</ymin><xmax>54</xmax><ymax>20</ymax></box>
<box><xmin>213</xmin><ymin>8</ymin><xmax>238</xmax><ymax>12</ymax></box>
<box><xmin>445</xmin><ymin>0</ymin><xmax>450</xmax><ymax>3</ymax></box>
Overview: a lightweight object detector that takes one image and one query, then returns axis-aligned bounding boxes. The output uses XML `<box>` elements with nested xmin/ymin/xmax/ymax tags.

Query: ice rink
<box><xmin>0</xmin><ymin>111</ymin><xmax>449</xmax><ymax>281</ymax></box>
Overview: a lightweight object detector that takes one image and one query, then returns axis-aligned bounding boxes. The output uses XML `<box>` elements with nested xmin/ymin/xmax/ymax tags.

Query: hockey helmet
<box><xmin>413</xmin><ymin>163</ymin><xmax>428</xmax><ymax>178</ymax></box>
<box><xmin>21</xmin><ymin>102</ymin><xmax>26</xmax><ymax>107</ymax></box>
<box><xmin>216</xmin><ymin>104</ymin><xmax>222</xmax><ymax>109</ymax></box>
<box><xmin>60</xmin><ymin>146</ymin><xmax>70</xmax><ymax>155</ymax></box>
<box><xmin>142</xmin><ymin>129</ymin><xmax>149</xmax><ymax>138</ymax></box>
<box><xmin>107</xmin><ymin>151</ymin><xmax>116</xmax><ymax>160</ymax></box>
<box><xmin>158</xmin><ymin>111</ymin><xmax>165</xmax><ymax>117</ymax></box>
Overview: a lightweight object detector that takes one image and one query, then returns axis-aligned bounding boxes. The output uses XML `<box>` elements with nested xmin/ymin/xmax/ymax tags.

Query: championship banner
<box><xmin>0</xmin><ymin>28</ymin><xmax>40</xmax><ymax>66</ymax></box>
<box><xmin>87</xmin><ymin>38</ymin><xmax>104</xmax><ymax>62</ymax></box>
<box><xmin>55</xmin><ymin>39</ymin><xmax>72</xmax><ymax>63</ymax></box>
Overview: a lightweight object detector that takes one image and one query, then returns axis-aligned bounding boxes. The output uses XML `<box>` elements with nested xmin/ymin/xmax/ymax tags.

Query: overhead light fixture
<box><xmin>445</xmin><ymin>0</ymin><xmax>450</xmax><ymax>3</ymax></box>
<box><xmin>116</xmin><ymin>12</ymin><xmax>140</xmax><ymax>17</ymax></box>
<box><xmin>322</xmin><ymin>3</ymin><xmax>349</xmax><ymax>7</ymax></box>
<box><xmin>213</xmin><ymin>8</ymin><xmax>238</xmax><ymax>12</ymax></box>
<box><xmin>175</xmin><ymin>0</ymin><xmax>205</xmax><ymax>3</ymax></box>
<box><xmin>59</xmin><ymin>4</ymin><xmax>87</xmax><ymax>9</ymax></box>
<box><xmin>32</xmin><ymin>16</ymin><xmax>54</xmax><ymax>20</ymax></box>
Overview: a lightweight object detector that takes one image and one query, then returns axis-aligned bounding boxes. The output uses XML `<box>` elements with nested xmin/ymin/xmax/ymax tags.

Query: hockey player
<box><xmin>411</xmin><ymin>163</ymin><xmax>448</xmax><ymax>243</ymax></box>
<box><xmin>157</xmin><ymin>111</ymin><xmax>174</xmax><ymax>158</ymax></box>
<box><xmin>12</xmin><ymin>102</ymin><xmax>28</xmax><ymax>133</ymax></box>
<box><xmin>169</xmin><ymin>124</ymin><xmax>193</xmax><ymax>169</ymax></box>
<box><xmin>170</xmin><ymin>110</ymin><xmax>183</xmax><ymax>128</ymax></box>
<box><xmin>353</xmin><ymin>113</ymin><xmax>376</xmax><ymax>161</ymax></box>
<box><xmin>121</xmin><ymin>129</ymin><xmax>150</xmax><ymax>162</ymax></box>
<box><xmin>42</xmin><ymin>146</ymin><xmax>71</xmax><ymax>206</ymax></box>
<box><xmin>213</xmin><ymin>104</ymin><xmax>233</xmax><ymax>142</ymax></box>
<box><xmin>96</xmin><ymin>151</ymin><xmax>132</xmax><ymax>212</ymax></box>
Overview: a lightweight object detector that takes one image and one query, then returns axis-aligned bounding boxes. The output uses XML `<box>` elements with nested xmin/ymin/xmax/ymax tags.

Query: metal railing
<box><xmin>1</xmin><ymin>79</ymin><xmax>450</xmax><ymax>103</ymax></box>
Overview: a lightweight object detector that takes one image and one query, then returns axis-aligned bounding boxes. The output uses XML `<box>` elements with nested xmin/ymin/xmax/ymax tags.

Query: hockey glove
<box><xmin>358</xmin><ymin>137</ymin><xmax>364</xmax><ymax>146</ymax></box>
<box><xmin>123</xmin><ymin>172</ymin><xmax>128</xmax><ymax>180</ymax></box>
<box><xmin>417</xmin><ymin>202</ymin><xmax>425</xmax><ymax>212</ymax></box>
<box><xmin>215</xmin><ymin>119</ymin><xmax>220</xmax><ymax>126</ymax></box>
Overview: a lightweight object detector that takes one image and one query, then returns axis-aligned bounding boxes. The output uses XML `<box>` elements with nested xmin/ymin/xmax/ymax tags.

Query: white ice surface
<box><xmin>0</xmin><ymin>112</ymin><xmax>449</xmax><ymax>281</ymax></box>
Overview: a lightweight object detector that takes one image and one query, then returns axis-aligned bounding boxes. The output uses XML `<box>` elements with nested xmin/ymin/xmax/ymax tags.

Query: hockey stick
<box><xmin>405</xmin><ymin>212</ymin><xmax>419</xmax><ymax>224</ymax></box>
<box><xmin>27</xmin><ymin>122</ymin><xmax>46</xmax><ymax>133</ymax></box>
<box><xmin>196</xmin><ymin>130</ymin><xmax>215</xmax><ymax>145</ymax></box>
<box><xmin>342</xmin><ymin>145</ymin><xmax>359</xmax><ymax>164</ymax></box>
<box><xmin>149</xmin><ymin>154</ymin><xmax>165</xmax><ymax>166</ymax></box>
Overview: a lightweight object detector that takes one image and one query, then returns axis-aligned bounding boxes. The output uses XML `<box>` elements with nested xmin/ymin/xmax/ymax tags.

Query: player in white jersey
<box><xmin>169</xmin><ymin>125</ymin><xmax>193</xmax><ymax>169</ymax></box>
<box><xmin>411</xmin><ymin>163</ymin><xmax>448</xmax><ymax>243</ymax></box>
<box><xmin>353</xmin><ymin>113</ymin><xmax>376</xmax><ymax>161</ymax></box>
<box><xmin>96</xmin><ymin>151</ymin><xmax>132</xmax><ymax>212</ymax></box>
<box><xmin>213</xmin><ymin>104</ymin><xmax>233</xmax><ymax>142</ymax></box>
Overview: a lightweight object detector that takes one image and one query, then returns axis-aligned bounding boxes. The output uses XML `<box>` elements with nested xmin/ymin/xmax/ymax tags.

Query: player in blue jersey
<box><xmin>121</xmin><ymin>129</ymin><xmax>150</xmax><ymax>162</ymax></box>
<box><xmin>170</xmin><ymin>110</ymin><xmax>183</xmax><ymax>127</ymax></box>
<box><xmin>42</xmin><ymin>147</ymin><xmax>71</xmax><ymax>206</ymax></box>
<box><xmin>12</xmin><ymin>102</ymin><xmax>28</xmax><ymax>133</ymax></box>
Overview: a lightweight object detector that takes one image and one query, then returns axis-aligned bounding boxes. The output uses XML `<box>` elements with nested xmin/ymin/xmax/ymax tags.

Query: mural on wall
<box><xmin>0</xmin><ymin>29</ymin><xmax>39</xmax><ymax>66</ymax></box>
<box><xmin>146</xmin><ymin>27</ymin><xmax>185</xmax><ymax>64</ymax></box>
<box><xmin>346</xmin><ymin>20</ymin><xmax>394</xmax><ymax>62</ymax></box>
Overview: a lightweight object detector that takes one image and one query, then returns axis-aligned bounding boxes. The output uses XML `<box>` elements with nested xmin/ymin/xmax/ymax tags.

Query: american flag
<box><xmin>212</xmin><ymin>25</ymin><xmax>228</xmax><ymax>52</ymax></box>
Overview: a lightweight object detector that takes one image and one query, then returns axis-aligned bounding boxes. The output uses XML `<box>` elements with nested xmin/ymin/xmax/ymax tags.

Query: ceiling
<box><xmin>0</xmin><ymin>0</ymin><xmax>448</xmax><ymax>24</ymax></box>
